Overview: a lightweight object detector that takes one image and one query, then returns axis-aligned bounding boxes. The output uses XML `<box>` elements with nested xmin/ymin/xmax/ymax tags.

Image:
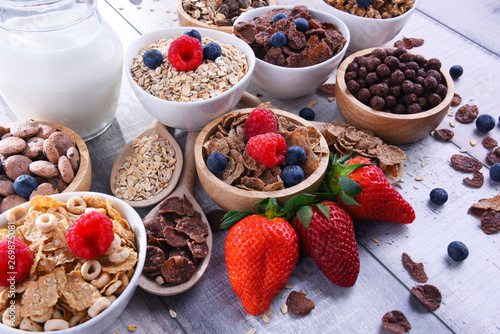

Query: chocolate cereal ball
<box><xmin>423</xmin><ymin>76</ymin><xmax>438</xmax><ymax>90</ymax></box>
<box><xmin>425</xmin><ymin>58</ymin><xmax>442</xmax><ymax>71</ymax></box>
<box><xmin>366</xmin><ymin>57</ymin><xmax>381</xmax><ymax>72</ymax></box>
<box><xmin>365</xmin><ymin>72</ymin><xmax>380</xmax><ymax>86</ymax></box>
<box><xmin>370</xmin><ymin>96</ymin><xmax>385</xmax><ymax>111</ymax></box>
<box><xmin>390</xmin><ymin>70</ymin><xmax>405</xmax><ymax>85</ymax></box>
<box><xmin>357</xmin><ymin>88</ymin><xmax>371</xmax><ymax>104</ymax></box>
<box><xmin>376</xmin><ymin>64</ymin><xmax>391</xmax><ymax>79</ymax></box>
<box><xmin>385</xmin><ymin>95</ymin><xmax>397</xmax><ymax>109</ymax></box>
<box><xmin>384</xmin><ymin>56</ymin><xmax>400</xmax><ymax>70</ymax></box>
<box><xmin>428</xmin><ymin>93</ymin><xmax>442</xmax><ymax>107</ymax></box>
<box><xmin>358</xmin><ymin>66</ymin><xmax>368</xmax><ymax>79</ymax></box>
<box><xmin>393</xmin><ymin>103</ymin><xmax>406</xmax><ymax>114</ymax></box>
<box><xmin>402</xmin><ymin>80</ymin><xmax>415</xmax><ymax>94</ymax></box>
<box><xmin>435</xmin><ymin>84</ymin><xmax>448</xmax><ymax>99</ymax></box>
<box><xmin>345</xmin><ymin>71</ymin><xmax>358</xmax><ymax>81</ymax></box>
<box><xmin>347</xmin><ymin>80</ymin><xmax>360</xmax><ymax>94</ymax></box>
<box><xmin>408</xmin><ymin>103</ymin><xmax>422</xmax><ymax>114</ymax></box>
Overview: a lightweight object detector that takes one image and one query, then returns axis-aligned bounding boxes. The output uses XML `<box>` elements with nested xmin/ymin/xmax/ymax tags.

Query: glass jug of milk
<box><xmin>0</xmin><ymin>0</ymin><xmax>123</xmax><ymax>140</ymax></box>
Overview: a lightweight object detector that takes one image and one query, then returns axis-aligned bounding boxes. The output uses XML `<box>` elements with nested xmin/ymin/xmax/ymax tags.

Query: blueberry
<box><xmin>281</xmin><ymin>165</ymin><xmax>305</xmax><ymax>188</ymax></box>
<box><xmin>285</xmin><ymin>146</ymin><xmax>307</xmax><ymax>166</ymax></box>
<box><xmin>183</xmin><ymin>29</ymin><xmax>202</xmax><ymax>42</ymax></box>
<box><xmin>430</xmin><ymin>188</ymin><xmax>448</xmax><ymax>205</ymax></box>
<box><xmin>293</xmin><ymin>18</ymin><xmax>309</xmax><ymax>33</ymax></box>
<box><xmin>272</xmin><ymin>13</ymin><xmax>288</xmax><ymax>23</ymax></box>
<box><xmin>475</xmin><ymin>114</ymin><xmax>496</xmax><ymax>133</ymax></box>
<box><xmin>449</xmin><ymin>65</ymin><xmax>463</xmax><ymax>80</ymax></box>
<box><xmin>299</xmin><ymin>107</ymin><xmax>315</xmax><ymax>121</ymax></box>
<box><xmin>207</xmin><ymin>152</ymin><xmax>227</xmax><ymax>175</ymax></box>
<box><xmin>142</xmin><ymin>49</ymin><xmax>164</xmax><ymax>69</ymax></box>
<box><xmin>270</xmin><ymin>32</ymin><xmax>287</xmax><ymax>48</ymax></box>
<box><xmin>447</xmin><ymin>241</ymin><xmax>469</xmax><ymax>261</ymax></box>
<box><xmin>13</xmin><ymin>175</ymin><xmax>38</xmax><ymax>198</ymax></box>
<box><xmin>356</xmin><ymin>0</ymin><xmax>373</xmax><ymax>8</ymax></box>
<box><xmin>203</xmin><ymin>42</ymin><xmax>222</xmax><ymax>61</ymax></box>
<box><xmin>490</xmin><ymin>163</ymin><xmax>500</xmax><ymax>182</ymax></box>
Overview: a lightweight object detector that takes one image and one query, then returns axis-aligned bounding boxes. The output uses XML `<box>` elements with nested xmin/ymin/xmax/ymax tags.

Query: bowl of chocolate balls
<box><xmin>335</xmin><ymin>47</ymin><xmax>454</xmax><ymax>145</ymax></box>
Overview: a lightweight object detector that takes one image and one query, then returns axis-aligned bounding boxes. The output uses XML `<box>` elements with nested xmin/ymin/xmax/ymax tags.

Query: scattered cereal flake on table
<box><xmin>281</xmin><ymin>304</ymin><xmax>288</xmax><ymax>314</ymax></box>
<box><xmin>394</xmin><ymin>182</ymin><xmax>403</xmax><ymax>189</ymax></box>
<box><xmin>166</xmin><ymin>9</ymin><xmax>171</xmax><ymax>13</ymax></box>
<box><xmin>415</xmin><ymin>175</ymin><xmax>424</xmax><ymax>181</ymax></box>
<box><xmin>370</xmin><ymin>236</ymin><xmax>379</xmax><ymax>243</ymax></box>
<box><xmin>263</xmin><ymin>314</ymin><xmax>270</xmax><ymax>323</ymax></box>
<box><xmin>307</xmin><ymin>100</ymin><xmax>317</xmax><ymax>108</ymax></box>
<box><xmin>266</xmin><ymin>310</ymin><xmax>273</xmax><ymax>317</ymax></box>
<box><xmin>128</xmin><ymin>324</ymin><xmax>137</xmax><ymax>331</ymax></box>
<box><xmin>173</xmin><ymin>17</ymin><xmax>178</xmax><ymax>21</ymax></box>
<box><xmin>169</xmin><ymin>309</ymin><xmax>177</xmax><ymax>318</ymax></box>
<box><xmin>421</xmin><ymin>160</ymin><xmax>427</xmax><ymax>167</ymax></box>
<box><xmin>247</xmin><ymin>328</ymin><xmax>257</xmax><ymax>334</ymax></box>
<box><xmin>285</xmin><ymin>284</ymin><xmax>294</xmax><ymax>289</ymax></box>
<box><xmin>459</xmin><ymin>147</ymin><xmax>467</xmax><ymax>153</ymax></box>
<box><xmin>470</xmin><ymin>139</ymin><xmax>477</xmax><ymax>146</ymax></box>
<box><xmin>136</xmin><ymin>6</ymin><xmax>141</xmax><ymax>9</ymax></box>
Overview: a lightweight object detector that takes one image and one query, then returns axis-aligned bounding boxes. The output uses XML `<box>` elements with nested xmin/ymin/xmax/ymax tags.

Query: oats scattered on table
<box><xmin>169</xmin><ymin>309</ymin><xmax>177</xmax><ymax>318</ymax></box>
<box><xmin>300</xmin><ymin>289</ymin><xmax>307</xmax><ymax>295</ymax></box>
<box><xmin>128</xmin><ymin>324</ymin><xmax>137</xmax><ymax>331</ymax></box>
<box><xmin>155</xmin><ymin>276</ymin><xmax>165</xmax><ymax>285</ymax></box>
<box><xmin>285</xmin><ymin>284</ymin><xmax>294</xmax><ymax>289</ymax></box>
<box><xmin>470</xmin><ymin>139</ymin><xmax>477</xmax><ymax>146</ymax></box>
<box><xmin>421</xmin><ymin>160</ymin><xmax>427</xmax><ymax>167</ymax></box>
<box><xmin>370</xmin><ymin>236</ymin><xmax>378</xmax><ymax>243</ymax></box>
<box><xmin>281</xmin><ymin>304</ymin><xmax>288</xmax><ymax>314</ymax></box>
<box><xmin>450</xmin><ymin>121</ymin><xmax>456</xmax><ymax>127</ymax></box>
<box><xmin>460</xmin><ymin>147</ymin><xmax>467</xmax><ymax>153</ymax></box>
<box><xmin>262</xmin><ymin>314</ymin><xmax>270</xmax><ymax>323</ymax></box>
<box><xmin>247</xmin><ymin>328</ymin><xmax>257</xmax><ymax>334</ymax></box>
<box><xmin>415</xmin><ymin>175</ymin><xmax>424</xmax><ymax>181</ymax></box>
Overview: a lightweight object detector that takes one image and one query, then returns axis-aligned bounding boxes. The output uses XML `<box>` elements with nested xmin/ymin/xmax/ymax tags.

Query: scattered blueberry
<box><xmin>203</xmin><ymin>42</ymin><xmax>222</xmax><ymax>61</ymax></box>
<box><xmin>449</xmin><ymin>65</ymin><xmax>463</xmax><ymax>80</ymax></box>
<box><xmin>183</xmin><ymin>29</ymin><xmax>202</xmax><ymax>42</ymax></box>
<box><xmin>447</xmin><ymin>241</ymin><xmax>469</xmax><ymax>261</ymax></box>
<box><xmin>142</xmin><ymin>49</ymin><xmax>164</xmax><ymax>69</ymax></box>
<box><xmin>281</xmin><ymin>165</ymin><xmax>305</xmax><ymax>188</ymax></box>
<box><xmin>299</xmin><ymin>107</ymin><xmax>315</xmax><ymax>121</ymax></box>
<box><xmin>285</xmin><ymin>146</ymin><xmax>307</xmax><ymax>166</ymax></box>
<box><xmin>430</xmin><ymin>188</ymin><xmax>448</xmax><ymax>205</ymax></box>
<box><xmin>475</xmin><ymin>114</ymin><xmax>496</xmax><ymax>133</ymax></box>
<box><xmin>207</xmin><ymin>152</ymin><xmax>227</xmax><ymax>175</ymax></box>
<box><xmin>293</xmin><ymin>18</ymin><xmax>309</xmax><ymax>33</ymax></box>
<box><xmin>272</xmin><ymin>13</ymin><xmax>288</xmax><ymax>23</ymax></box>
<box><xmin>356</xmin><ymin>0</ymin><xmax>373</xmax><ymax>8</ymax></box>
<box><xmin>270</xmin><ymin>32</ymin><xmax>287</xmax><ymax>48</ymax></box>
<box><xmin>13</xmin><ymin>175</ymin><xmax>38</xmax><ymax>198</ymax></box>
<box><xmin>490</xmin><ymin>163</ymin><xmax>500</xmax><ymax>182</ymax></box>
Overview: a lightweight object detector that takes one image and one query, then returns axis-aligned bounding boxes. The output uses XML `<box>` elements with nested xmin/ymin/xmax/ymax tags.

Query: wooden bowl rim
<box><xmin>195</xmin><ymin>108</ymin><xmax>330</xmax><ymax>201</ymax></box>
<box><xmin>336</xmin><ymin>47</ymin><xmax>455</xmax><ymax>120</ymax></box>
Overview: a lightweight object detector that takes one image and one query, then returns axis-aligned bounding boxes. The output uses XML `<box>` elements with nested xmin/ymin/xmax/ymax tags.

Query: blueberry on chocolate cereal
<box><xmin>447</xmin><ymin>241</ymin><xmax>469</xmax><ymax>261</ymax></box>
<box><xmin>183</xmin><ymin>29</ymin><xmax>202</xmax><ymax>42</ymax></box>
<box><xmin>490</xmin><ymin>163</ymin><xmax>500</xmax><ymax>182</ymax></box>
<box><xmin>270</xmin><ymin>32</ymin><xmax>287</xmax><ymax>48</ymax></box>
<box><xmin>281</xmin><ymin>165</ymin><xmax>304</xmax><ymax>188</ymax></box>
<box><xmin>293</xmin><ymin>18</ymin><xmax>309</xmax><ymax>33</ymax></box>
<box><xmin>203</xmin><ymin>42</ymin><xmax>222</xmax><ymax>61</ymax></box>
<box><xmin>356</xmin><ymin>0</ymin><xmax>373</xmax><ymax>8</ymax></box>
<box><xmin>449</xmin><ymin>65</ymin><xmax>463</xmax><ymax>80</ymax></box>
<box><xmin>207</xmin><ymin>152</ymin><xmax>227</xmax><ymax>175</ymax></box>
<box><xmin>13</xmin><ymin>174</ymin><xmax>38</xmax><ymax>198</ymax></box>
<box><xmin>430</xmin><ymin>188</ymin><xmax>448</xmax><ymax>206</ymax></box>
<box><xmin>272</xmin><ymin>12</ymin><xmax>288</xmax><ymax>23</ymax></box>
<box><xmin>143</xmin><ymin>49</ymin><xmax>164</xmax><ymax>69</ymax></box>
<box><xmin>299</xmin><ymin>107</ymin><xmax>315</xmax><ymax>121</ymax></box>
<box><xmin>285</xmin><ymin>146</ymin><xmax>306</xmax><ymax>166</ymax></box>
<box><xmin>476</xmin><ymin>114</ymin><xmax>496</xmax><ymax>133</ymax></box>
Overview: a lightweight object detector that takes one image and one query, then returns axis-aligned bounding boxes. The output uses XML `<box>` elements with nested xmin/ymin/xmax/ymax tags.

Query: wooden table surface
<box><xmin>1</xmin><ymin>0</ymin><xmax>499</xmax><ymax>333</ymax></box>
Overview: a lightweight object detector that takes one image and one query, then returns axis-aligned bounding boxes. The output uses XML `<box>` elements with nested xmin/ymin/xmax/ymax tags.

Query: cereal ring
<box><xmin>10</xmin><ymin>119</ymin><xmax>40</xmax><ymax>138</ymax></box>
<box><xmin>58</xmin><ymin>155</ymin><xmax>74</xmax><ymax>184</ymax></box>
<box><xmin>19</xmin><ymin>317</ymin><xmax>43</xmax><ymax>331</ymax></box>
<box><xmin>104</xmin><ymin>234</ymin><xmax>121</xmax><ymax>255</ymax></box>
<box><xmin>104</xmin><ymin>280</ymin><xmax>122</xmax><ymax>296</ymax></box>
<box><xmin>4</xmin><ymin>155</ymin><xmax>32</xmax><ymax>180</ymax></box>
<box><xmin>35</xmin><ymin>213</ymin><xmax>57</xmax><ymax>233</ymax></box>
<box><xmin>36</xmin><ymin>123</ymin><xmax>57</xmax><ymax>139</ymax></box>
<box><xmin>85</xmin><ymin>207</ymin><xmax>107</xmax><ymax>215</ymax></box>
<box><xmin>43</xmin><ymin>139</ymin><xmax>59</xmax><ymax>164</ymax></box>
<box><xmin>81</xmin><ymin>260</ymin><xmax>101</xmax><ymax>281</ymax></box>
<box><xmin>44</xmin><ymin>319</ymin><xmax>69</xmax><ymax>331</ymax></box>
<box><xmin>68</xmin><ymin>314</ymin><xmax>85</xmax><ymax>328</ymax></box>
<box><xmin>2</xmin><ymin>305</ymin><xmax>21</xmax><ymax>327</ymax></box>
<box><xmin>7</xmin><ymin>206</ymin><xmax>28</xmax><ymax>224</ymax></box>
<box><xmin>29</xmin><ymin>160</ymin><xmax>59</xmax><ymax>178</ymax></box>
<box><xmin>115</xmin><ymin>272</ymin><xmax>129</xmax><ymax>295</ymax></box>
<box><xmin>30</xmin><ymin>307</ymin><xmax>53</xmax><ymax>323</ymax></box>
<box><xmin>66</xmin><ymin>146</ymin><xmax>80</xmax><ymax>172</ymax></box>
<box><xmin>22</xmin><ymin>137</ymin><xmax>44</xmax><ymax>159</ymax></box>
<box><xmin>0</xmin><ymin>175</ymin><xmax>14</xmax><ymax>197</ymax></box>
<box><xmin>88</xmin><ymin>297</ymin><xmax>111</xmax><ymax>318</ymax></box>
<box><xmin>0</xmin><ymin>137</ymin><xmax>27</xmax><ymax>155</ymax></box>
<box><xmin>29</xmin><ymin>183</ymin><xmax>58</xmax><ymax>200</ymax></box>
<box><xmin>46</xmin><ymin>131</ymin><xmax>75</xmax><ymax>156</ymax></box>
<box><xmin>91</xmin><ymin>272</ymin><xmax>111</xmax><ymax>289</ymax></box>
<box><xmin>108</xmin><ymin>247</ymin><xmax>130</xmax><ymax>263</ymax></box>
<box><xmin>0</xmin><ymin>194</ymin><xmax>27</xmax><ymax>214</ymax></box>
<box><xmin>66</xmin><ymin>196</ymin><xmax>87</xmax><ymax>214</ymax></box>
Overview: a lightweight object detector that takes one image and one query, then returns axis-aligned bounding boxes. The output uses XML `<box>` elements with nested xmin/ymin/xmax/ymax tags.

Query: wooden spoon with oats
<box><xmin>110</xmin><ymin>120</ymin><xmax>184</xmax><ymax>208</ymax></box>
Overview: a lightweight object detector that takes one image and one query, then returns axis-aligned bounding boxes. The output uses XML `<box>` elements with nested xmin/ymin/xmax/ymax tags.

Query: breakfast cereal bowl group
<box><xmin>0</xmin><ymin>192</ymin><xmax>147</xmax><ymax>334</ymax></box>
<box><xmin>232</xmin><ymin>5</ymin><xmax>350</xmax><ymax>99</ymax></box>
<box><xmin>314</xmin><ymin>0</ymin><xmax>418</xmax><ymax>52</ymax></box>
<box><xmin>125</xmin><ymin>27</ymin><xmax>256</xmax><ymax>131</ymax></box>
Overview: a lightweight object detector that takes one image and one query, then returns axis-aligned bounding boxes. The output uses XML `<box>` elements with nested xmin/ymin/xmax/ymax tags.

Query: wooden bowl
<box><xmin>176</xmin><ymin>0</ymin><xmax>276</xmax><ymax>34</ymax></box>
<box><xmin>336</xmin><ymin>47</ymin><xmax>455</xmax><ymax>145</ymax></box>
<box><xmin>194</xmin><ymin>108</ymin><xmax>330</xmax><ymax>212</ymax></box>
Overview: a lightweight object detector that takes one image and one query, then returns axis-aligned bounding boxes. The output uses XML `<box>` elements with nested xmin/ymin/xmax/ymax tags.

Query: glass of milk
<box><xmin>0</xmin><ymin>0</ymin><xmax>123</xmax><ymax>140</ymax></box>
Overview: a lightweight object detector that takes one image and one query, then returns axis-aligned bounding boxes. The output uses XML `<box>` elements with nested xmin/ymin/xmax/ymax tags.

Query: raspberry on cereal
<box><xmin>244</xmin><ymin>108</ymin><xmax>278</xmax><ymax>139</ymax></box>
<box><xmin>246</xmin><ymin>132</ymin><xmax>286</xmax><ymax>168</ymax></box>
<box><xmin>66</xmin><ymin>211</ymin><xmax>115</xmax><ymax>260</ymax></box>
<box><xmin>0</xmin><ymin>238</ymin><xmax>33</xmax><ymax>287</ymax></box>
<box><xmin>168</xmin><ymin>35</ymin><xmax>203</xmax><ymax>72</ymax></box>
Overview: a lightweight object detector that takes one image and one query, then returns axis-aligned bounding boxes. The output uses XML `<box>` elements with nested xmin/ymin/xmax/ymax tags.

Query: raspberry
<box><xmin>244</xmin><ymin>108</ymin><xmax>278</xmax><ymax>139</ymax></box>
<box><xmin>246</xmin><ymin>133</ymin><xmax>286</xmax><ymax>168</ymax></box>
<box><xmin>168</xmin><ymin>35</ymin><xmax>203</xmax><ymax>72</ymax></box>
<box><xmin>0</xmin><ymin>238</ymin><xmax>33</xmax><ymax>287</ymax></box>
<box><xmin>66</xmin><ymin>211</ymin><xmax>115</xmax><ymax>260</ymax></box>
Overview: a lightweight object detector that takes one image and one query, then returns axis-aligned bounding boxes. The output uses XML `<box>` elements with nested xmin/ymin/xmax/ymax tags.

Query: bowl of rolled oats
<box><xmin>0</xmin><ymin>192</ymin><xmax>146</xmax><ymax>333</ymax></box>
<box><xmin>125</xmin><ymin>27</ymin><xmax>255</xmax><ymax>130</ymax></box>
<box><xmin>314</xmin><ymin>0</ymin><xmax>418</xmax><ymax>51</ymax></box>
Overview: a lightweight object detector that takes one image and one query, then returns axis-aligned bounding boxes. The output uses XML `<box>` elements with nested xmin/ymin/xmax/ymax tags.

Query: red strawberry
<box><xmin>328</xmin><ymin>155</ymin><xmax>415</xmax><ymax>224</ymax></box>
<box><xmin>224</xmin><ymin>214</ymin><xmax>299</xmax><ymax>316</ymax></box>
<box><xmin>246</xmin><ymin>132</ymin><xmax>286</xmax><ymax>168</ymax></box>
<box><xmin>292</xmin><ymin>200</ymin><xmax>360</xmax><ymax>287</ymax></box>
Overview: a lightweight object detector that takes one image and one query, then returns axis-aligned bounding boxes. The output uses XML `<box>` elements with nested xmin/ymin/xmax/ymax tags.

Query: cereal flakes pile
<box><xmin>203</xmin><ymin>109</ymin><xmax>325</xmax><ymax>191</ymax></box>
<box><xmin>324</xmin><ymin>0</ymin><xmax>415</xmax><ymax>19</ymax></box>
<box><xmin>131</xmin><ymin>36</ymin><xmax>248</xmax><ymax>102</ymax></box>
<box><xmin>0</xmin><ymin>195</ymin><xmax>138</xmax><ymax>331</ymax></box>
<box><xmin>233</xmin><ymin>6</ymin><xmax>346</xmax><ymax>68</ymax></box>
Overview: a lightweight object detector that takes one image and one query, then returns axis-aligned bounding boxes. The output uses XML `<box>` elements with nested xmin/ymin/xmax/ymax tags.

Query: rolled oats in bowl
<box><xmin>324</xmin><ymin>0</ymin><xmax>415</xmax><ymax>19</ymax></box>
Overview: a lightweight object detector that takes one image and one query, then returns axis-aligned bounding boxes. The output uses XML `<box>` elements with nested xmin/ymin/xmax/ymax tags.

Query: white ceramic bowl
<box><xmin>125</xmin><ymin>27</ymin><xmax>255</xmax><ymax>131</ymax></box>
<box><xmin>0</xmin><ymin>192</ymin><xmax>147</xmax><ymax>334</ymax></box>
<box><xmin>314</xmin><ymin>0</ymin><xmax>418</xmax><ymax>52</ymax></box>
<box><xmin>233</xmin><ymin>6</ymin><xmax>350</xmax><ymax>99</ymax></box>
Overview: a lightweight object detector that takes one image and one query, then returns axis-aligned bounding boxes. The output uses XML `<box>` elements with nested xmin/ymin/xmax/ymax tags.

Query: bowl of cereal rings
<box><xmin>0</xmin><ymin>192</ymin><xmax>146</xmax><ymax>333</ymax></box>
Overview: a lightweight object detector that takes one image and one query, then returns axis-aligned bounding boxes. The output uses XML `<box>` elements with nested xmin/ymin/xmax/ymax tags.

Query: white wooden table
<box><xmin>1</xmin><ymin>0</ymin><xmax>499</xmax><ymax>333</ymax></box>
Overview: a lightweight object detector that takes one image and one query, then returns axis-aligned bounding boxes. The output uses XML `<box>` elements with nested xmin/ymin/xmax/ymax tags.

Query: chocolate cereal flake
<box><xmin>481</xmin><ymin>210</ymin><xmax>500</xmax><ymax>234</ymax></box>
<box><xmin>451</xmin><ymin>93</ymin><xmax>462</xmax><ymax>107</ymax></box>
<box><xmin>382</xmin><ymin>310</ymin><xmax>412</xmax><ymax>333</ymax></box>
<box><xmin>175</xmin><ymin>216</ymin><xmax>209</xmax><ymax>243</ymax></box>
<box><xmin>286</xmin><ymin>291</ymin><xmax>315</xmax><ymax>315</ymax></box>
<box><xmin>144</xmin><ymin>246</ymin><xmax>166</xmax><ymax>274</ymax></box>
<box><xmin>411</xmin><ymin>284</ymin><xmax>442</xmax><ymax>310</ymax></box>
<box><xmin>482</xmin><ymin>136</ymin><xmax>498</xmax><ymax>149</ymax></box>
<box><xmin>394</xmin><ymin>36</ymin><xmax>424</xmax><ymax>49</ymax></box>
<box><xmin>450</xmin><ymin>154</ymin><xmax>483</xmax><ymax>172</ymax></box>
<box><xmin>432</xmin><ymin>129</ymin><xmax>454</xmax><ymax>141</ymax></box>
<box><xmin>486</xmin><ymin>149</ymin><xmax>500</xmax><ymax>164</ymax></box>
<box><xmin>455</xmin><ymin>104</ymin><xmax>479</xmax><ymax>124</ymax></box>
<box><xmin>187</xmin><ymin>240</ymin><xmax>209</xmax><ymax>259</ymax></box>
<box><xmin>159</xmin><ymin>196</ymin><xmax>185</xmax><ymax>215</ymax></box>
<box><xmin>468</xmin><ymin>194</ymin><xmax>500</xmax><ymax>218</ymax></box>
<box><xmin>402</xmin><ymin>253</ymin><xmax>428</xmax><ymax>283</ymax></box>
<box><xmin>161</xmin><ymin>256</ymin><xmax>196</xmax><ymax>284</ymax></box>
<box><xmin>318</xmin><ymin>83</ymin><xmax>336</xmax><ymax>96</ymax></box>
<box><xmin>143</xmin><ymin>216</ymin><xmax>167</xmax><ymax>239</ymax></box>
<box><xmin>463</xmin><ymin>170</ymin><xmax>484</xmax><ymax>188</ymax></box>
<box><xmin>163</xmin><ymin>226</ymin><xmax>188</xmax><ymax>248</ymax></box>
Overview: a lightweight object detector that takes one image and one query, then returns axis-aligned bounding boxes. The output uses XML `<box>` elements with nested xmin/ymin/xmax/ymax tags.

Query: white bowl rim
<box><xmin>315</xmin><ymin>0</ymin><xmax>419</xmax><ymax>22</ymax></box>
<box><xmin>232</xmin><ymin>5</ymin><xmax>351</xmax><ymax>72</ymax></box>
<box><xmin>124</xmin><ymin>26</ymin><xmax>256</xmax><ymax>107</ymax></box>
<box><xmin>0</xmin><ymin>191</ymin><xmax>147</xmax><ymax>334</ymax></box>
